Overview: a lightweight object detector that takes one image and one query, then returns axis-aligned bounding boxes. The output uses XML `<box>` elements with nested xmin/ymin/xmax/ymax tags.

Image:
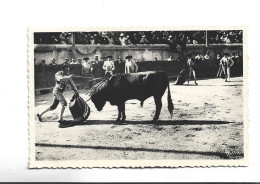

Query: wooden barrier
<box><xmin>35</xmin><ymin>59</ymin><xmax>243</xmax><ymax>95</ymax></box>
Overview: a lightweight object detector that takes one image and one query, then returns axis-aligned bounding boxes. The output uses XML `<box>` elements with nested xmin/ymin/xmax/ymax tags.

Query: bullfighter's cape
<box><xmin>69</xmin><ymin>93</ymin><xmax>90</xmax><ymax>123</ymax></box>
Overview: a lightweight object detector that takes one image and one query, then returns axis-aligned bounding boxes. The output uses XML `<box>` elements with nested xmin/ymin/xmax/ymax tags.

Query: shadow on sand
<box><xmin>59</xmin><ymin>119</ymin><xmax>233</xmax><ymax>127</ymax></box>
<box><xmin>35</xmin><ymin>142</ymin><xmax>243</xmax><ymax>159</ymax></box>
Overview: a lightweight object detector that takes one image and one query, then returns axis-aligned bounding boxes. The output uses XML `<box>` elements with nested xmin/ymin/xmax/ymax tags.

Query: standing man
<box><xmin>114</xmin><ymin>56</ymin><xmax>125</xmax><ymax>74</ymax></box>
<box><xmin>220</xmin><ymin>53</ymin><xmax>234</xmax><ymax>82</ymax></box>
<box><xmin>49</xmin><ymin>58</ymin><xmax>57</xmax><ymax>65</ymax></box>
<box><xmin>63</xmin><ymin>58</ymin><xmax>69</xmax><ymax>65</ymax></box>
<box><xmin>82</xmin><ymin>57</ymin><xmax>90</xmax><ymax>70</ymax></box>
<box><xmin>37</xmin><ymin>64</ymin><xmax>78</xmax><ymax>123</ymax></box>
<box><xmin>90</xmin><ymin>55</ymin><xmax>99</xmax><ymax>77</ymax></box>
<box><xmin>125</xmin><ymin>56</ymin><xmax>138</xmax><ymax>73</ymax></box>
<box><xmin>103</xmin><ymin>56</ymin><xmax>115</xmax><ymax>75</ymax></box>
<box><xmin>77</xmin><ymin>58</ymin><xmax>82</xmax><ymax>64</ymax></box>
<box><xmin>186</xmin><ymin>53</ymin><xmax>198</xmax><ymax>85</ymax></box>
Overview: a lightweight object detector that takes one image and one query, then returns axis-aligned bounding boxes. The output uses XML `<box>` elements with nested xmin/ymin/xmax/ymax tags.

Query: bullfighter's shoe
<box><xmin>37</xmin><ymin>114</ymin><xmax>42</xmax><ymax>122</ymax></box>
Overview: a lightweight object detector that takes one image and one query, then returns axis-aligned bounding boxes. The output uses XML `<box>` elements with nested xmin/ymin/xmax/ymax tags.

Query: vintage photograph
<box><xmin>28</xmin><ymin>28</ymin><xmax>248</xmax><ymax>168</ymax></box>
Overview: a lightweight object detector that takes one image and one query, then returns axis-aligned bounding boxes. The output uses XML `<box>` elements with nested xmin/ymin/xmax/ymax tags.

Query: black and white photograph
<box><xmin>28</xmin><ymin>28</ymin><xmax>247</xmax><ymax>168</ymax></box>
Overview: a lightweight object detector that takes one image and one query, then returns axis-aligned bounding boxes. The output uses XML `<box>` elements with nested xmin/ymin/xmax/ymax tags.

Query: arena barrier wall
<box><xmin>35</xmin><ymin>59</ymin><xmax>243</xmax><ymax>93</ymax></box>
<box><xmin>34</xmin><ymin>44</ymin><xmax>243</xmax><ymax>65</ymax></box>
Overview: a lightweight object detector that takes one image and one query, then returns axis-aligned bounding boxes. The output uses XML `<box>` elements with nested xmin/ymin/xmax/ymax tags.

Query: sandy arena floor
<box><xmin>34</xmin><ymin>77</ymin><xmax>244</xmax><ymax>160</ymax></box>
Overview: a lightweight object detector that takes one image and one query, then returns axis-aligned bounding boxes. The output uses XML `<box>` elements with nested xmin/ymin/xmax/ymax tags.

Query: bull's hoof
<box><xmin>152</xmin><ymin>118</ymin><xmax>159</xmax><ymax>121</ymax></box>
<box><xmin>116</xmin><ymin>118</ymin><xmax>121</xmax><ymax>122</ymax></box>
<box><xmin>121</xmin><ymin>118</ymin><xmax>126</xmax><ymax>122</ymax></box>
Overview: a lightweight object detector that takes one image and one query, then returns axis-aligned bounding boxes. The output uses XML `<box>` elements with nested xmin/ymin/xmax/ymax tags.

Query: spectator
<box><xmin>70</xmin><ymin>58</ymin><xmax>78</xmax><ymax>64</ymax></box>
<box><xmin>140</xmin><ymin>35</ymin><xmax>148</xmax><ymax>44</ymax></box>
<box><xmin>132</xmin><ymin>33</ymin><xmax>140</xmax><ymax>44</ymax></box>
<box><xmin>167</xmin><ymin>55</ymin><xmax>174</xmax><ymax>61</ymax></box>
<box><xmin>93</xmin><ymin>55</ymin><xmax>99</xmax><ymax>64</ymax></box>
<box><xmin>193</xmin><ymin>39</ymin><xmax>198</xmax><ymax>44</ymax></box>
<box><xmin>107</xmin><ymin>34</ymin><xmax>114</xmax><ymax>45</ymax></box>
<box><xmin>50</xmin><ymin>35</ymin><xmax>59</xmax><ymax>44</ymax></box>
<box><xmin>39</xmin><ymin>59</ymin><xmax>46</xmax><ymax>67</ymax></box>
<box><xmin>100</xmin><ymin>32</ymin><xmax>109</xmax><ymax>44</ymax></box>
<box><xmin>93</xmin><ymin>34</ymin><xmax>100</xmax><ymax>44</ymax></box>
<box><xmin>35</xmin><ymin>31</ymin><xmax>243</xmax><ymax>45</ymax></box>
<box><xmin>89</xmin><ymin>55</ymin><xmax>99</xmax><ymax>77</ymax></box>
<box><xmin>116</xmin><ymin>56</ymin><xmax>124</xmax><ymax>63</ymax></box>
<box><xmin>168</xmin><ymin>35</ymin><xmax>177</xmax><ymax>51</ymax></box>
<box><xmin>103</xmin><ymin>56</ymin><xmax>115</xmax><ymax>75</ymax></box>
<box><xmin>195</xmin><ymin>53</ymin><xmax>201</xmax><ymax>60</ymax></box>
<box><xmin>82</xmin><ymin>57</ymin><xmax>90</xmax><ymax>70</ymax></box>
<box><xmin>125</xmin><ymin>56</ymin><xmax>138</xmax><ymax>73</ymax></box>
<box><xmin>119</xmin><ymin>33</ymin><xmax>127</xmax><ymax>46</ymax></box>
<box><xmin>114</xmin><ymin>56</ymin><xmax>125</xmax><ymax>74</ymax></box>
<box><xmin>59</xmin><ymin>32</ymin><xmax>67</xmax><ymax>44</ymax></box>
<box><xmin>89</xmin><ymin>36</ymin><xmax>95</xmax><ymax>45</ymax></box>
<box><xmin>152</xmin><ymin>57</ymin><xmax>158</xmax><ymax>61</ymax></box>
<box><xmin>63</xmin><ymin>58</ymin><xmax>69</xmax><ymax>65</ymax></box>
<box><xmin>186</xmin><ymin>36</ymin><xmax>191</xmax><ymax>44</ymax></box>
<box><xmin>204</xmin><ymin>52</ymin><xmax>210</xmax><ymax>60</ymax></box>
<box><xmin>216</xmin><ymin>53</ymin><xmax>221</xmax><ymax>66</ymax></box>
<box><xmin>125</xmin><ymin>35</ymin><xmax>132</xmax><ymax>45</ymax></box>
<box><xmin>77</xmin><ymin>58</ymin><xmax>82</xmax><ymax>64</ymax></box>
<box><xmin>49</xmin><ymin>58</ymin><xmax>57</xmax><ymax>65</ymax></box>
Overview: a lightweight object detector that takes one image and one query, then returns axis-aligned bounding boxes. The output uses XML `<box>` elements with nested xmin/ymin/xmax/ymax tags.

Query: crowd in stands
<box><xmin>208</xmin><ymin>30</ymin><xmax>242</xmax><ymax>44</ymax></box>
<box><xmin>34</xmin><ymin>31</ymin><xmax>242</xmax><ymax>45</ymax></box>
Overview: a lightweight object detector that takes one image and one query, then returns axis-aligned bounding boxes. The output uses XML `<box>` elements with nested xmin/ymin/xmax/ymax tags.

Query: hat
<box><xmin>125</xmin><ymin>56</ymin><xmax>132</xmax><ymax>59</ymax></box>
<box><xmin>107</xmin><ymin>56</ymin><xmax>112</xmax><ymax>59</ymax></box>
<box><xmin>64</xmin><ymin>58</ymin><xmax>69</xmax><ymax>61</ymax></box>
<box><xmin>77</xmin><ymin>58</ymin><xmax>82</xmax><ymax>60</ymax></box>
<box><xmin>83</xmin><ymin>57</ymin><xmax>89</xmax><ymax>60</ymax></box>
<box><xmin>142</xmin><ymin>35</ymin><xmax>146</xmax><ymax>38</ymax></box>
<box><xmin>120</xmin><ymin>33</ymin><xmax>124</xmax><ymax>37</ymax></box>
<box><xmin>94</xmin><ymin>55</ymin><xmax>98</xmax><ymax>58</ymax></box>
<box><xmin>51</xmin><ymin>58</ymin><xmax>56</xmax><ymax>61</ymax></box>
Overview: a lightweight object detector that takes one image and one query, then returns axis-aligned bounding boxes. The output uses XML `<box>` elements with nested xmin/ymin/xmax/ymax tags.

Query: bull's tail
<box><xmin>167</xmin><ymin>82</ymin><xmax>174</xmax><ymax>118</ymax></box>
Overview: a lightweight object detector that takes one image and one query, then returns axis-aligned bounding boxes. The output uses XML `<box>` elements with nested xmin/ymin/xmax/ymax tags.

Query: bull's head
<box><xmin>86</xmin><ymin>77</ymin><xmax>111</xmax><ymax>111</ymax></box>
<box><xmin>91</xmin><ymin>93</ymin><xmax>106</xmax><ymax>111</ymax></box>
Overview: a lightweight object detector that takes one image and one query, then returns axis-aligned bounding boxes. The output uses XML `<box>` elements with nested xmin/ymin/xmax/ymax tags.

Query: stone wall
<box><xmin>34</xmin><ymin>44</ymin><xmax>243</xmax><ymax>65</ymax></box>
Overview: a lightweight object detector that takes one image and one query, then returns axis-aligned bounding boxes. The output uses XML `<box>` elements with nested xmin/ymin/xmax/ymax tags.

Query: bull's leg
<box><xmin>140</xmin><ymin>100</ymin><xmax>144</xmax><ymax>107</ymax></box>
<box><xmin>116</xmin><ymin>105</ymin><xmax>121</xmax><ymax>121</ymax></box>
<box><xmin>121</xmin><ymin>103</ymin><xmax>126</xmax><ymax>121</ymax></box>
<box><xmin>153</xmin><ymin>96</ymin><xmax>162</xmax><ymax>121</ymax></box>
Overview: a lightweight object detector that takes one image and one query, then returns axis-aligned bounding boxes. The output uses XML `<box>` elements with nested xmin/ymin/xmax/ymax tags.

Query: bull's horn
<box><xmin>85</xmin><ymin>93</ymin><xmax>91</xmax><ymax>102</ymax></box>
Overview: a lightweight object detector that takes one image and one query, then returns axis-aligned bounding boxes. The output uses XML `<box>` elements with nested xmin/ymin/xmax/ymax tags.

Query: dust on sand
<box><xmin>34</xmin><ymin>77</ymin><xmax>244</xmax><ymax>160</ymax></box>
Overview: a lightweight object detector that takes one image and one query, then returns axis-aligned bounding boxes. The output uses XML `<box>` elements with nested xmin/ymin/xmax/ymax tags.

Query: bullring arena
<box><xmin>32</xmin><ymin>30</ymin><xmax>245</xmax><ymax>162</ymax></box>
<box><xmin>34</xmin><ymin>77</ymin><xmax>243</xmax><ymax>160</ymax></box>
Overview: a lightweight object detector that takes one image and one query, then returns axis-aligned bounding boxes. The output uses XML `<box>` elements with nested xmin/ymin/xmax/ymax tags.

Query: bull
<box><xmin>86</xmin><ymin>71</ymin><xmax>174</xmax><ymax>121</ymax></box>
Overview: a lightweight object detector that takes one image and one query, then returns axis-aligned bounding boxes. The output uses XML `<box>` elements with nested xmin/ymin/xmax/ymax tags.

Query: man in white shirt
<box><xmin>103</xmin><ymin>56</ymin><xmax>115</xmax><ymax>75</ymax></box>
<box><xmin>119</xmin><ymin>33</ymin><xmax>126</xmax><ymax>46</ymax></box>
<box><xmin>125</xmin><ymin>56</ymin><xmax>138</xmax><ymax>73</ymax></box>
<box><xmin>219</xmin><ymin>53</ymin><xmax>234</xmax><ymax>82</ymax></box>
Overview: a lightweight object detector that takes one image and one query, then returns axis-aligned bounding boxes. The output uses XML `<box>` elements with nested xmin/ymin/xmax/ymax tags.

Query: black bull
<box><xmin>88</xmin><ymin>71</ymin><xmax>174</xmax><ymax>121</ymax></box>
